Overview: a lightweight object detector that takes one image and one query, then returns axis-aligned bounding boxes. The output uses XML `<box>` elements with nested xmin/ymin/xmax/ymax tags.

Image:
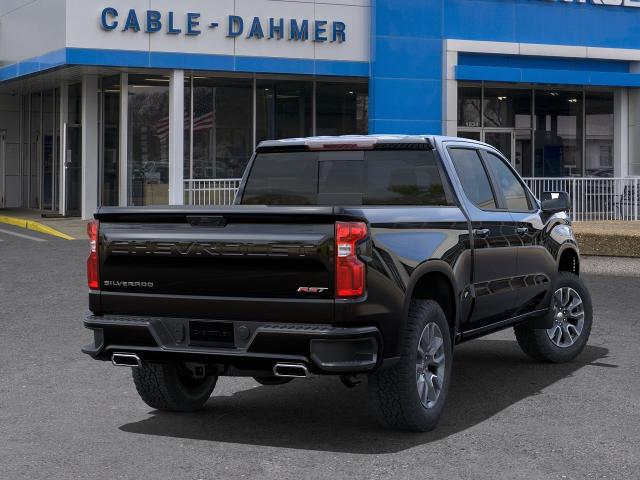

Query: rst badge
<box><xmin>297</xmin><ymin>287</ymin><xmax>329</xmax><ymax>294</ymax></box>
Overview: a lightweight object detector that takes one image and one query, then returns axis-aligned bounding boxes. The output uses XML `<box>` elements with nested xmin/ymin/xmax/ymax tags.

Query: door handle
<box><xmin>516</xmin><ymin>227</ymin><xmax>529</xmax><ymax>236</ymax></box>
<box><xmin>473</xmin><ymin>228</ymin><xmax>491</xmax><ymax>239</ymax></box>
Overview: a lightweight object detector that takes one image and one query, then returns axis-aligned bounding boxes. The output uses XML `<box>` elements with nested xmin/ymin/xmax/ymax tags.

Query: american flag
<box><xmin>155</xmin><ymin>111</ymin><xmax>215</xmax><ymax>140</ymax></box>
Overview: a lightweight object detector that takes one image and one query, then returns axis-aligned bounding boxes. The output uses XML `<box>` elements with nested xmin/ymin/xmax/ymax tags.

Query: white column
<box><xmin>442</xmin><ymin>41</ymin><xmax>458</xmax><ymax>137</ymax></box>
<box><xmin>614</xmin><ymin>88</ymin><xmax>628</xmax><ymax>178</ymax></box>
<box><xmin>81</xmin><ymin>75</ymin><xmax>99</xmax><ymax>219</ymax></box>
<box><xmin>59</xmin><ymin>82</ymin><xmax>68</xmax><ymax>216</ymax></box>
<box><xmin>628</xmin><ymin>63</ymin><xmax>640</xmax><ymax>177</ymax></box>
<box><xmin>168</xmin><ymin>69</ymin><xmax>184</xmax><ymax>205</ymax></box>
<box><xmin>119</xmin><ymin>72</ymin><xmax>128</xmax><ymax>206</ymax></box>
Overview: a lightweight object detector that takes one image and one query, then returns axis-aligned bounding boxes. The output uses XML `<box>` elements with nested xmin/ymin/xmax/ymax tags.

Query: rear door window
<box><xmin>448</xmin><ymin>148</ymin><xmax>497</xmax><ymax>210</ymax></box>
<box><xmin>242</xmin><ymin>150</ymin><xmax>452</xmax><ymax>206</ymax></box>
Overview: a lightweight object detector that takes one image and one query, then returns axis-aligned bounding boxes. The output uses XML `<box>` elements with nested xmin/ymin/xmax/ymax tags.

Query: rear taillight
<box><xmin>87</xmin><ymin>220</ymin><xmax>99</xmax><ymax>290</ymax></box>
<box><xmin>335</xmin><ymin>221</ymin><xmax>367</xmax><ymax>298</ymax></box>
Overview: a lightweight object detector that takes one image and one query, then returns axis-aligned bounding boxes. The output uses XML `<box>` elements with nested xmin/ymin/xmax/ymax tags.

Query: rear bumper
<box><xmin>82</xmin><ymin>315</ymin><xmax>382</xmax><ymax>375</ymax></box>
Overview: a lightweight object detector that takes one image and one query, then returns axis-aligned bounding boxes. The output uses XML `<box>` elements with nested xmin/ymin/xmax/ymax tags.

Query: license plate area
<box><xmin>189</xmin><ymin>320</ymin><xmax>235</xmax><ymax>347</ymax></box>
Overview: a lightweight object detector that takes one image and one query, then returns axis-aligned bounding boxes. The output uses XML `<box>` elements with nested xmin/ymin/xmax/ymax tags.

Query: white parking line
<box><xmin>0</xmin><ymin>228</ymin><xmax>47</xmax><ymax>242</ymax></box>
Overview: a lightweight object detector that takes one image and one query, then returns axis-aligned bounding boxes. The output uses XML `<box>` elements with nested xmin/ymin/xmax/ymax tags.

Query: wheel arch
<box><xmin>558</xmin><ymin>245</ymin><xmax>580</xmax><ymax>275</ymax></box>
<box><xmin>403</xmin><ymin>261</ymin><xmax>459</xmax><ymax>344</ymax></box>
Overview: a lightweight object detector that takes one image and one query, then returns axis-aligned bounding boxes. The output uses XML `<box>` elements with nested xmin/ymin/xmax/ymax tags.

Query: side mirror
<box><xmin>541</xmin><ymin>191</ymin><xmax>571</xmax><ymax>214</ymax></box>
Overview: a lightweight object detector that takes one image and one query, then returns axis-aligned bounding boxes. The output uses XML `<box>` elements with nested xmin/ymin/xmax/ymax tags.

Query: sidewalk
<box><xmin>573</xmin><ymin>221</ymin><xmax>640</xmax><ymax>258</ymax></box>
<box><xmin>0</xmin><ymin>208</ymin><xmax>87</xmax><ymax>240</ymax></box>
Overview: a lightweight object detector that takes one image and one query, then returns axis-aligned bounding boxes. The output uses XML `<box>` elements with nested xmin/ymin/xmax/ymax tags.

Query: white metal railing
<box><xmin>523</xmin><ymin>177</ymin><xmax>640</xmax><ymax>222</ymax></box>
<box><xmin>184</xmin><ymin>176</ymin><xmax>640</xmax><ymax>222</ymax></box>
<box><xmin>184</xmin><ymin>178</ymin><xmax>242</xmax><ymax>206</ymax></box>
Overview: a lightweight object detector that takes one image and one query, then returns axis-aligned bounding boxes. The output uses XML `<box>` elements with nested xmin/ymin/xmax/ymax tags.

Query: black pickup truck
<box><xmin>82</xmin><ymin>135</ymin><xmax>592</xmax><ymax>431</ymax></box>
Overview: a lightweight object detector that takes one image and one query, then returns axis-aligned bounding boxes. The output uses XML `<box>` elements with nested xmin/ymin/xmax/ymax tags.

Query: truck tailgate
<box><xmin>94</xmin><ymin>206</ymin><xmax>337</xmax><ymax>320</ymax></box>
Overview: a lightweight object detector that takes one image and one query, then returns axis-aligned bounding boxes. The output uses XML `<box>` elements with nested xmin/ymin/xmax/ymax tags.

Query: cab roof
<box><xmin>256</xmin><ymin>134</ymin><xmax>491</xmax><ymax>151</ymax></box>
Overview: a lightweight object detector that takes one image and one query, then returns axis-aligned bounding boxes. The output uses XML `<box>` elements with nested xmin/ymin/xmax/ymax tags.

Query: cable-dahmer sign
<box><xmin>99</xmin><ymin>7</ymin><xmax>347</xmax><ymax>43</ymax></box>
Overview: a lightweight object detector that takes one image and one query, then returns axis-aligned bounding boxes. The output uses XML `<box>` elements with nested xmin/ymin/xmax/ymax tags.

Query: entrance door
<box><xmin>64</xmin><ymin>124</ymin><xmax>82</xmax><ymax>216</ymax></box>
<box><xmin>0</xmin><ymin>130</ymin><xmax>5</xmax><ymax>208</ymax></box>
<box><xmin>483</xmin><ymin>130</ymin><xmax>514</xmax><ymax>162</ymax></box>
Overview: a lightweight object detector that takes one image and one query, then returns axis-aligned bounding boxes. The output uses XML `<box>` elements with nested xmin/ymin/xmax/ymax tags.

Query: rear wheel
<box><xmin>132</xmin><ymin>362</ymin><xmax>217</xmax><ymax>412</ymax></box>
<box><xmin>515</xmin><ymin>271</ymin><xmax>592</xmax><ymax>363</ymax></box>
<box><xmin>368</xmin><ymin>300</ymin><xmax>453</xmax><ymax>431</ymax></box>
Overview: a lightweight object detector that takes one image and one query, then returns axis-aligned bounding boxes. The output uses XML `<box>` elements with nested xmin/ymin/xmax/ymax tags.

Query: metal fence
<box><xmin>184</xmin><ymin>176</ymin><xmax>640</xmax><ymax>222</ymax></box>
<box><xmin>523</xmin><ymin>177</ymin><xmax>639</xmax><ymax>222</ymax></box>
<box><xmin>184</xmin><ymin>178</ymin><xmax>242</xmax><ymax>206</ymax></box>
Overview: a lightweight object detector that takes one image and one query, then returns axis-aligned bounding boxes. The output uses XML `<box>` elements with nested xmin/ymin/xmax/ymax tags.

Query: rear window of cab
<box><xmin>241</xmin><ymin>150</ymin><xmax>454</xmax><ymax>206</ymax></box>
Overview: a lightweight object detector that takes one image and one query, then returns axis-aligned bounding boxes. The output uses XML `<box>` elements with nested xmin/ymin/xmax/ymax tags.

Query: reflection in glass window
<box><xmin>256</xmin><ymin>80</ymin><xmax>312</xmax><ymax>143</ymax></box>
<box><xmin>242</xmin><ymin>152</ymin><xmax>319</xmax><ymax>205</ymax></box>
<box><xmin>449</xmin><ymin>148</ymin><xmax>496</xmax><ymax>209</ymax></box>
<box><xmin>483</xmin><ymin>88</ymin><xmax>532</xmax><ymax>129</ymax></box>
<box><xmin>483</xmin><ymin>152</ymin><xmax>530</xmax><ymax>211</ymax></box>
<box><xmin>184</xmin><ymin>77</ymin><xmax>253</xmax><ymax>180</ymax></box>
<box><xmin>458</xmin><ymin>85</ymin><xmax>481</xmax><ymax>128</ymax></box>
<box><xmin>101</xmin><ymin>76</ymin><xmax>120</xmax><ymax>206</ymax></box>
<box><xmin>585</xmin><ymin>92</ymin><xmax>614</xmax><ymax>177</ymax></box>
<box><xmin>363</xmin><ymin>151</ymin><xmax>449</xmax><ymax>206</ymax></box>
<box><xmin>534</xmin><ymin>90</ymin><xmax>583</xmax><ymax>177</ymax></box>
<box><xmin>241</xmin><ymin>150</ymin><xmax>450</xmax><ymax>206</ymax></box>
<box><xmin>316</xmin><ymin>82</ymin><xmax>368</xmax><ymax>135</ymax></box>
<box><xmin>127</xmin><ymin>75</ymin><xmax>169</xmax><ymax>206</ymax></box>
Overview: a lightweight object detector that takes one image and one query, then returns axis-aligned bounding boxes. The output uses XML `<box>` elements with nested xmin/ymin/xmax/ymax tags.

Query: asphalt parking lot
<box><xmin>1</xmin><ymin>224</ymin><xmax>639</xmax><ymax>480</ymax></box>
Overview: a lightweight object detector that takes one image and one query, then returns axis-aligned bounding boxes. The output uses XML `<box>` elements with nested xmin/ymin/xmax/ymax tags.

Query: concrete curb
<box><xmin>0</xmin><ymin>215</ymin><xmax>76</xmax><ymax>240</ymax></box>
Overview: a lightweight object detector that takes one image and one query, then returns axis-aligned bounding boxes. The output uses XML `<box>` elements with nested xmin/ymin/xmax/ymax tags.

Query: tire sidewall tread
<box><xmin>369</xmin><ymin>299</ymin><xmax>453</xmax><ymax>432</ymax></box>
<box><xmin>515</xmin><ymin>271</ymin><xmax>593</xmax><ymax>364</ymax></box>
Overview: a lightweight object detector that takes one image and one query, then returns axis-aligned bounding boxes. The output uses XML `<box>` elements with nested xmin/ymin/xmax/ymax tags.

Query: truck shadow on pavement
<box><xmin>120</xmin><ymin>340</ymin><xmax>610</xmax><ymax>454</ymax></box>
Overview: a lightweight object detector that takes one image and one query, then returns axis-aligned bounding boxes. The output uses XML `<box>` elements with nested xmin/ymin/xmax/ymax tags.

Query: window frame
<box><xmin>478</xmin><ymin>147</ymin><xmax>538</xmax><ymax>213</ymax></box>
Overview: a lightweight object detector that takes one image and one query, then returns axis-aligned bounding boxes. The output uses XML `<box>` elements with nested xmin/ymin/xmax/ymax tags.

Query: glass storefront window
<box><xmin>483</xmin><ymin>87</ymin><xmax>531</xmax><ymax>129</ymax></box>
<box><xmin>585</xmin><ymin>92</ymin><xmax>614</xmax><ymax>177</ymax></box>
<box><xmin>30</xmin><ymin>92</ymin><xmax>40</xmax><ymax>208</ymax></box>
<box><xmin>127</xmin><ymin>75</ymin><xmax>169</xmax><ymax>206</ymax></box>
<box><xmin>185</xmin><ymin>77</ymin><xmax>253</xmax><ymax>180</ymax></box>
<box><xmin>42</xmin><ymin>90</ymin><xmax>55</xmax><ymax>211</ymax></box>
<box><xmin>256</xmin><ymin>80</ymin><xmax>313</xmax><ymax>143</ymax></box>
<box><xmin>97</xmin><ymin>73</ymin><xmax>368</xmax><ymax>206</ymax></box>
<box><xmin>457</xmin><ymin>84</ymin><xmax>615</xmax><ymax>178</ymax></box>
<box><xmin>458</xmin><ymin>85</ymin><xmax>481</xmax><ymax>128</ymax></box>
<box><xmin>316</xmin><ymin>81</ymin><xmax>368</xmax><ymax>136</ymax></box>
<box><xmin>534</xmin><ymin>90</ymin><xmax>583</xmax><ymax>177</ymax></box>
<box><xmin>66</xmin><ymin>83</ymin><xmax>83</xmax><ymax>216</ymax></box>
<box><xmin>101</xmin><ymin>76</ymin><xmax>120</xmax><ymax>206</ymax></box>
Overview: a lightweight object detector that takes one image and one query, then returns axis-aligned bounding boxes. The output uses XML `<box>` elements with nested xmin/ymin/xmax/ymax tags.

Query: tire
<box><xmin>132</xmin><ymin>362</ymin><xmax>217</xmax><ymax>412</ymax></box>
<box><xmin>368</xmin><ymin>300</ymin><xmax>453</xmax><ymax>432</ymax></box>
<box><xmin>253</xmin><ymin>376</ymin><xmax>293</xmax><ymax>386</ymax></box>
<box><xmin>515</xmin><ymin>271</ymin><xmax>593</xmax><ymax>363</ymax></box>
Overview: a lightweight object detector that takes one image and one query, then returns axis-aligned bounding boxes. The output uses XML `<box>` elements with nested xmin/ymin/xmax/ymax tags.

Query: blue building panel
<box><xmin>3</xmin><ymin>0</ymin><xmax>640</xmax><ymax>138</ymax></box>
<box><xmin>369</xmin><ymin>0</ymin><xmax>640</xmax><ymax>135</ymax></box>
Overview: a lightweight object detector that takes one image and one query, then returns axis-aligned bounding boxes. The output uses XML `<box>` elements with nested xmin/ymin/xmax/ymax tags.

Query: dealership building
<box><xmin>1</xmin><ymin>0</ymin><xmax>640</xmax><ymax>219</ymax></box>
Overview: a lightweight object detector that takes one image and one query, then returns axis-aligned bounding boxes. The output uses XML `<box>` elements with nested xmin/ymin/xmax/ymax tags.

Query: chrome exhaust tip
<box><xmin>273</xmin><ymin>363</ymin><xmax>309</xmax><ymax>378</ymax></box>
<box><xmin>111</xmin><ymin>352</ymin><xmax>142</xmax><ymax>368</ymax></box>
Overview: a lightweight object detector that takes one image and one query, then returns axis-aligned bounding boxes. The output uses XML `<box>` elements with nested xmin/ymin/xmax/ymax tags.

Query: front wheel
<box><xmin>132</xmin><ymin>362</ymin><xmax>217</xmax><ymax>412</ymax></box>
<box><xmin>368</xmin><ymin>300</ymin><xmax>453</xmax><ymax>431</ymax></box>
<box><xmin>515</xmin><ymin>271</ymin><xmax>593</xmax><ymax>363</ymax></box>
